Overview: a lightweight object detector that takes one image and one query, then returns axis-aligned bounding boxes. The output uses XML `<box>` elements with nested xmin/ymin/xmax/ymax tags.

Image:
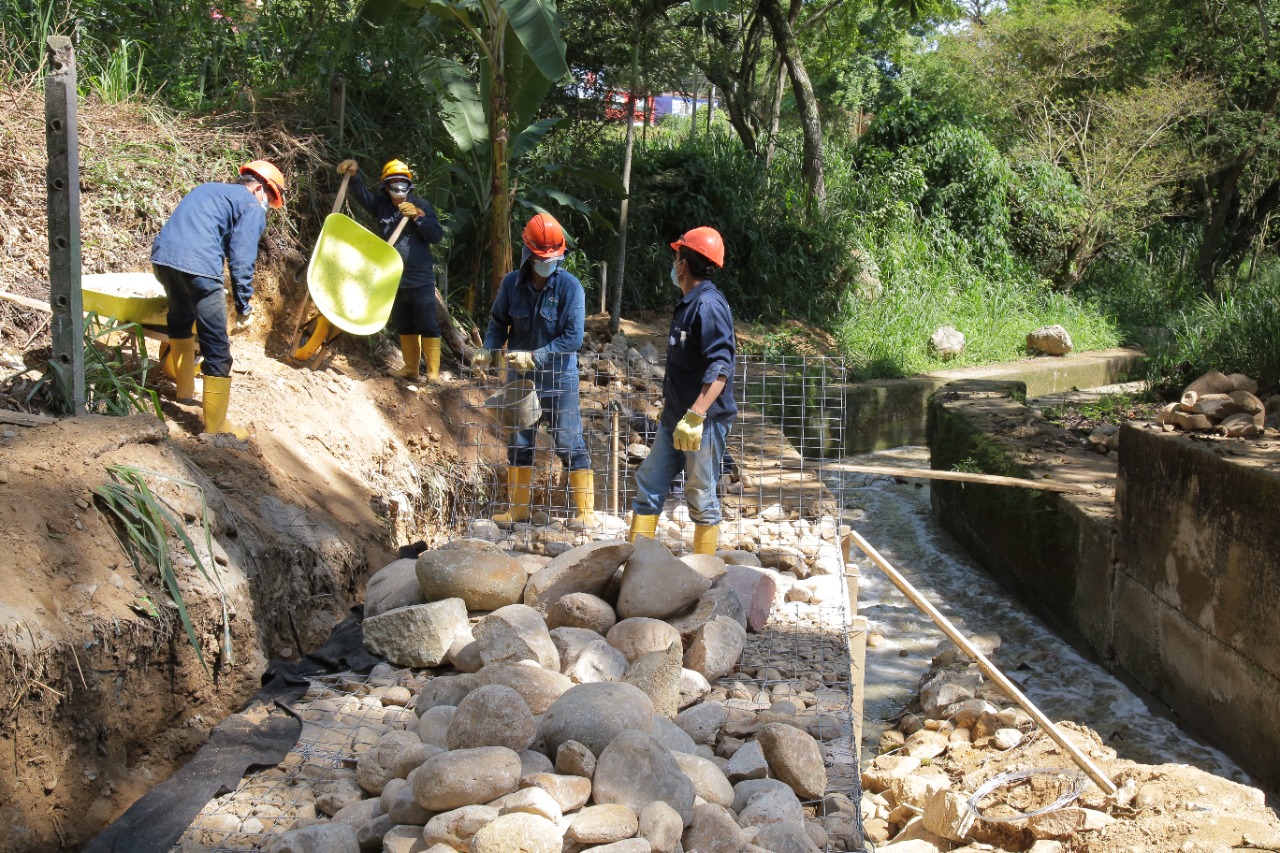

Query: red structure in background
<box><xmin>603</xmin><ymin>91</ymin><xmax>654</xmax><ymax>124</ymax></box>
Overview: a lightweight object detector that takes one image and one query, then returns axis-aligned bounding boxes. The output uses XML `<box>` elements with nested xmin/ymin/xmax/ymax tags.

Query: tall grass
<box><xmin>83</xmin><ymin>37</ymin><xmax>146</xmax><ymax>103</ymax></box>
<box><xmin>35</xmin><ymin>316</ymin><xmax>163</xmax><ymax>417</ymax></box>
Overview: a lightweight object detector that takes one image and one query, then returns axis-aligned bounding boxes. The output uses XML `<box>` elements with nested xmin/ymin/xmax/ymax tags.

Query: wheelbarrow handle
<box><xmin>332</xmin><ymin>172</ymin><xmax>351</xmax><ymax>216</ymax></box>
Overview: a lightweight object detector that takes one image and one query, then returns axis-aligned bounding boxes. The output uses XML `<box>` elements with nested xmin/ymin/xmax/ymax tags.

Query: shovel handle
<box><xmin>332</xmin><ymin>172</ymin><xmax>351</xmax><ymax>216</ymax></box>
<box><xmin>387</xmin><ymin>215</ymin><xmax>410</xmax><ymax>245</ymax></box>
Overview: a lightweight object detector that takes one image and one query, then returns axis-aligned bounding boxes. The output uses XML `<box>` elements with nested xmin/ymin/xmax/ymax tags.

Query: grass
<box><xmin>94</xmin><ymin>464</ymin><xmax>231</xmax><ymax>673</ymax></box>
<box><xmin>32</xmin><ymin>315</ymin><xmax>163</xmax><ymax>417</ymax></box>
<box><xmin>1041</xmin><ymin>392</ymin><xmax>1162</xmax><ymax>432</ymax></box>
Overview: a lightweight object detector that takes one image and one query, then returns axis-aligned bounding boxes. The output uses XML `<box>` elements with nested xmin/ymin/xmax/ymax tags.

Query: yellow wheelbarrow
<box><xmin>79</xmin><ymin>272</ymin><xmax>188</xmax><ymax>378</ymax></box>
<box><xmin>288</xmin><ymin>172</ymin><xmax>408</xmax><ymax>367</ymax></box>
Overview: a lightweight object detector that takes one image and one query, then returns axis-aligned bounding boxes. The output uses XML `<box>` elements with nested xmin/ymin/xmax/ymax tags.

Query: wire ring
<box><xmin>966</xmin><ymin>767</ymin><xmax>1088</xmax><ymax>823</ymax></box>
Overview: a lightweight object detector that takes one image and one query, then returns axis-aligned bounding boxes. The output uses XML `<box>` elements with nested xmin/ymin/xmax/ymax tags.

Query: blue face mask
<box><xmin>670</xmin><ymin>263</ymin><xmax>681</xmax><ymax>289</ymax></box>
<box><xmin>532</xmin><ymin>258</ymin><xmax>558</xmax><ymax>278</ymax></box>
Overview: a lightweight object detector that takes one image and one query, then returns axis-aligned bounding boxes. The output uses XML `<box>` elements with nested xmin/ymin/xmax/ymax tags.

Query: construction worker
<box><xmin>627</xmin><ymin>226</ymin><xmax>737</xmax><ymax>555</ymax></box>
<box><xmin>337</xmin><ymin>159</ymin><xmax>445</xmax><ymax>382</ymax></box>
<box><xmin>480</xmin><ymin>212</ymin><xmax>595</xmax><ymax>529</ymax></box>
<box><xmin>150</xmin><ymin>159</ymin><xmax>286</xmax><ymax>439</ymax></box>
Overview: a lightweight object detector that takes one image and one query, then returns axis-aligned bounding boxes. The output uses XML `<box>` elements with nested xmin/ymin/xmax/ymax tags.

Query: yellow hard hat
<box><xmin>380</xmin><ymin>159</ymin><xmax>413</xmax><ymax>183</ymax></box>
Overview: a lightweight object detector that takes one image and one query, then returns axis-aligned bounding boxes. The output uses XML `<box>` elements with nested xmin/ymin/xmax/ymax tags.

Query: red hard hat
<box><xmin>240</xmin><ymin>159</ymin><xmax>286</xmax><ymax>209</ymax></box>
<box><xmin>522</xmin><ymin>212</ymin><xmax>567</xmax><ymax>259</ymax></box>
<box><xmin>670</xmin><ymin>226</ymin><xmax>724</xmax><ymax>268</ymax></box>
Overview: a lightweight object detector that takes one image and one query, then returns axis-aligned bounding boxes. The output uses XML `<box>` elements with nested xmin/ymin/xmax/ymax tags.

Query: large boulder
<box><xmin>266</xmin><ymin>823</ymin><xmax>359</xmax><ymax>853</ymax></box>
<box><xmin>409</xmin><ymin>746</ymin><xmax>522</xmax><ymax>811</ymax></box>
<box><xmin>473</xmin><ymin>604</ymin><xmax>560</xmax><ymax>670</ymax></box>
<box><xmin>758</xmin><ymin>722</ymin><xmax>827</xmax><ymax>799</ymax></box>
<box><xmin>671</xmin><ymin>751</ymin><xmax>734</xmax><ymax>808</ymax></box>
<box><xmin>683</xmin><ymin>615</ymin><xmax>746</xmax><ymax>681</ymax></box>
<box><xmin>446</xmin><ymin>684</ymin><xmax>536</xmax><ymax>751</ymax></box>
<box><xmin>567</xmin><ymin>804</ymin><xmax>640</xmax><ymax>845</ymax></box>
<box><xmin>473</xmin><ymin>662</ymin><xmax>572</xmax><ymax>714</ymax></box>
<box><xmin>681</xmin><ymin>802</ymin><xmax>744</xmax><ymax>853</ymax></box>
<box><xmin>524</xmin><ymin>540</ymin><xmax>634</xmax><ymax>612</ymax></box>
<box><xmin>550</xmin><ymin>626</ymin><xmax>605</xmax><ymax>668</ymax></box>
<box><xmin>364</xmin><ymin>558</ymin><xmax>424</xmax><ymax>618</ymax></box>
<box><xmin>593</xmin><ymin>730</ymin><xmax>696</xmax><ymax>825</ymax></box>
<box><xmin>538</xmin><ymin>682</ymin><xmax>656</xmax><ymax>757</ymax></box>
<box><xmin>422</xmin><ymin>805</ymin><xmax>498</xmax><ymax>850</ymax></box>
<box><xmin>519</xmin><ymin>772</ymin><xmax>593</xmax><ymax>813</ymax></box>
<box><xmin>362</xmin><ymin>599</ymin><xmax>468</xmax><ymax>667</ymax></box>
<box><xmin>714</xmin><ymin>565</ymin><xmax>778</xmax><ymax>632</ymax></box>
<box><xmin>1026</xmin><ymin>324</ymin><xmax>1073</xmax><ymax>356</ymax></box>
<box><xmin>468</xmin><ymin>813</ymin><xmax>562</xmax><ymax>853</ymax></box>
<box><xmin>546</xmin><ymin>592</ymin><xmax>618</xmax><ymax>634</ymax></box>
<box><xmin>416</xmin><ymin>547</ymin><xmax>526</xmax><ymax>611</ymax></box>
<box><xmin>737</xmin><ymin>785</ymin><xmax>805</xmax><ymax>829</ymax></box>
<box><xmin>607</xmin><ymin>618</ymin><xmax>682</xmax><ymax>664</ymax></box>
<box><xmin>622</xmin><ymin>641</ymin><xmax>683</xmax><ymax>719</ymax></box>
<box><xmin>666</xmin><ymin>587</ymin><xmax>747</xmax><ymax>641</ymax></box>
<box><xmin>639</xmin><ymin>800</ymin><xmax>684</xmax><ymax>853</ymax></box>
<box><xmin>565</xmin><ymin>639</ymin><xmax>629</xmax><ymax>684</ymax></box>
<box><xmin>617</xmin><ymin>537</ymin><xmax>712</xmax><ymax>619</ymax></box>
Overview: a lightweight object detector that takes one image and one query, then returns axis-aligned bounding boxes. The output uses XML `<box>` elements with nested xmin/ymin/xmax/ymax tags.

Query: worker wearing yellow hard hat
<box><xmin>337</xmin><ymin>158</ymin><xmax>445</xmax><ymax>382</ymax></box>
<box><xmin>150</xmin><ymin>159</ymin><xmax>286</xmax><ymax>439</ymax></box>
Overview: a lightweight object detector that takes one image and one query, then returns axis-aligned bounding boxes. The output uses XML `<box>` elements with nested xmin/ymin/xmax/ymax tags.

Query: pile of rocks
<box><xmin>1155</xmin><ymin>370</ymin><xmax>1274</xmax><ymax>438</ymax></box>
<box><xmin>225</xmin><ymin>535</ymin><xmax>862</xmax><ymax>853</ymax></box>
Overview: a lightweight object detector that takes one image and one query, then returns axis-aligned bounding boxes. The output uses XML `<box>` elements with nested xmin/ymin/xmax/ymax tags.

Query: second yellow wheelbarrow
<box><xmin>288</xmin><ymin>172</ymin><xmax>408</xmax><ymax>366</ymax></box>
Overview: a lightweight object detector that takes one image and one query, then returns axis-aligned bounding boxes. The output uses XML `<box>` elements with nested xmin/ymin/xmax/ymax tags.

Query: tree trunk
<box><xmin>487</xmin><ymin>3</ymin><xmax>510</xmax><ymax>308</ymax></box>
<box><xmin>611</xmin><ymin>36</ymin><xmax>642</xmax><ymax>335</ymax></box>
<box><xmin>763</xmin><ymin>59</ymin><xmax>786</xmax><ymax>167</ymax></box>
<box><xmin>760</xmin><ymin>0</ymin><xmax>825</xmax><ymax>213</ymax></box>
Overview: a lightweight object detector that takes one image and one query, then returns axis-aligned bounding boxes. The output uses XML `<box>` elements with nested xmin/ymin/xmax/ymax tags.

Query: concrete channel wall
<box><xmin>925</xmin><ymin>382</ymin><xmax>1280</xmax><ymax>789</ymax></box>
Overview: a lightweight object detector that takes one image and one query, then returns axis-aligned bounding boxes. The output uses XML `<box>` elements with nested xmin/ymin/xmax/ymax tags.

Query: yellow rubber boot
<box><xmin>422</xmin><ymin>337</ymin><xmax>442</xmax><ymax>383</ymax></box>
<box><xmin>388</xmin><ymin>335</ymin><xmax>422</xmax><ymax>379</ymax></box>
<box><xmin>171</xmin><ymin>337</ymin><xmax>197</xmax><ymax>401</ymax></box>
<box><xmin>201</xmin><ymin>375</ymin><xmax>249</xmax><ymax>439</ymax></box>
<box><xmin>159</xmin><ymin>342</ymin><xmax>176</xmax><ymax>380</ymax></box>
<box><xmin>567</xmin><ymin>469</ymin><xmax>598</xmax><ymax>530</ymax></box>
<box><xmin>493</xmin><ymin>466</ymin><xmax>532</xmax><ymax>526</ymax></box>
<box><xmin>693</xmin><ymin>523</ymin><xmax>719</xmax><ymax>555</ymax></box>
<box><xmin>628</xmin><ymin>513</ymin><xmax>658</xmax><ymax>542</ymax></box>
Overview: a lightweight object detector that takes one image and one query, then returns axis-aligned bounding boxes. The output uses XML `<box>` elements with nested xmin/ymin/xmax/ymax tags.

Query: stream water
<box><xmin>832</xmin><ymin>446</ymin><xmax>1249</xmax><ymax>785</ymax></box>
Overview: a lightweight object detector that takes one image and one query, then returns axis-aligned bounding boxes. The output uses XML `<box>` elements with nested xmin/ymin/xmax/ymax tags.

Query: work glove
<box><xmin>673</xmin><ymin>410</ymin><xmax>705</xmax><ymax>452</ymax></box>
<box><xmin>337</xmin><ymin>159</ymin><xmax>358</xmax><ymax>176</ymax></box>
<box><xmin>230</xmin><ymin>312</ymin><xmax>254</xmax><ymax>334</ymax></box>
<box><xmin>473</xmin><ymin>347</ymin><xmax>493</xmax><ymax>370</ymax></box>
<box><xmin>398</xmin><ymin>201</ymin><xmax>423</xmax><ymax>219</ymax></box>
<box><xmin>506</xmin><ymin>350</ymin><xmax>537</xmax><ymax>372</ymax></box>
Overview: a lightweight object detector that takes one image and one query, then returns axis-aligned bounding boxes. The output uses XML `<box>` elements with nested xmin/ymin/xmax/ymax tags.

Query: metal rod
<box><xmin>599</xmin><ymin>261</ymin><xmax>608</xmax><ymax>315</ymax></box>
<box><xmin>786</xmin><ymin>461</ymin><xmax>1089</xmax><ymax>494</ymax></box>
<box><xmin>610</xmin><ymin>409</ymin><xmax>619</xmax><ymax>515</ymax></box>
<box><xmin>45</xmin><ymin>35</ymin><xmax>84</xmax><ymax>415</ymax></box>
<box><xmin>848</xmin><ymin>528</ymin><xmax>1117</xmax><ymax>795</ymax></box>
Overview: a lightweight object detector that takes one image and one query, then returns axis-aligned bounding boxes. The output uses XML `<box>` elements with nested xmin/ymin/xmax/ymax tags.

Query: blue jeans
<box><xmin>153</xmin><ymin>264</ymin><xmax>233</xmax><ymax>378</ymax></box>
<box><xmin>632</xmin><ymin>419</ymin><xmax>730</xmax><ymax>525</ymax></box>
<box><xmin>509</xmin><ymin>384</ymin><xmax>591</xmax><ymax>471</ymax></box>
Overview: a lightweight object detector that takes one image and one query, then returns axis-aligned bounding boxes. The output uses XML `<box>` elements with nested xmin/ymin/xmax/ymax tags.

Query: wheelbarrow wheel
<box><xmin>291</xmin><ymin>315</ymin><xmax>333</xmax><ymax>363</ymax></box>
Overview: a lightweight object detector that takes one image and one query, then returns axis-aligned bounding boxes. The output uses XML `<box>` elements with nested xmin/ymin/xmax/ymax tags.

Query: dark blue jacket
<box><xmin>662</xmin><ymin>280</ymin><xmax>737</xmax><ymax>429</ymax></box>
<box><xmin>150</xmin><ymin>182</ymin><xmax>267</xmax><ymax>315</ymax></box>
<box><xmin>349</xmin><ymin>175</ymin><xmax>443</xmax><ymax>290</ymax></box>
<box><xmin>484</xmin><ymin>264</ymin><xmax>584</xmax><ymax>393</ymax></box>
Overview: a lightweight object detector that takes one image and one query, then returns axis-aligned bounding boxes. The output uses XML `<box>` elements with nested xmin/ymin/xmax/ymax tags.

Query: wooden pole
<box><xmin>599</xmin><ymin>261</ymin><xmax>608</xmax><ymax>315</ymax></box>
<box><xmin>784</xmin><ymin>461</ymin><xmax>1089</xmax><ymax>494</ymax></box>
<box><xmin>329</xmin><ymin>74</ymin><xmax>346</xmax><ymax>145</ymax></box>
<box><xmin>847</xmin><ymin>529</ymin><xmax>1117</xmax><ymax>795</ymax></box>
<box><xmin>45</xmin><ymin>36</ymin><xmax>84</xmax><ymax>415</ymax></box>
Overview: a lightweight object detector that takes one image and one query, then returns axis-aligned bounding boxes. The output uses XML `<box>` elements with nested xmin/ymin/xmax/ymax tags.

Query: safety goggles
<box><xmin>386</xmin><ymin>180</ymin><xmax>412</xmax><ymax>195</ymax></box>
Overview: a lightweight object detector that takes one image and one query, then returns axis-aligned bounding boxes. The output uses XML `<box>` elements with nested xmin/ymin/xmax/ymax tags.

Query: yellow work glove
<box><xmin>673</xmin><ymin>410</ymin><xmax>705</xmax><ymax>452</ymax></box>
<box><xmin>337</xmin><ymin>159</ymin><xmax>358</xmax><ymax>176</ymax></box>
<box><xmin>398</xmin><ymin>201</ymin><xmax>423</xmax><ymax>219</ymax></box>
<box><xmin>506</xmin><ymin>350</ymin><xmax>537</xmax><ymax>372</ymax></box>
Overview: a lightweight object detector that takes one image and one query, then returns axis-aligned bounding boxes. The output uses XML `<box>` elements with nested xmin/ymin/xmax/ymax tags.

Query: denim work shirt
<box><xmin>150</xmin><ymin>182</ymin><xmax>267</xmax><ymax>315</ymax></box>
<box><xmin>349</xmin><ymin>175</ymin><xmax>444</xmax><ymax>290</ymax></box>
<box><xmin>484</xmin><ymin>264</ymin><xmax>585</xmax><ymax>393</ymax></box>
<box><xmin>661</xmin><ymin>279</ymin><xmax>737</xmax><ymax>430</ymax></box>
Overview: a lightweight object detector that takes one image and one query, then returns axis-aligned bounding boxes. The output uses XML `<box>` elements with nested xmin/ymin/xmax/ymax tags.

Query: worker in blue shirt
<box><xmin>151</xmin><ymin>159</ymin><xmax>286</xmax><ymax>439</ymax></box>
<box><xmin>480</xmin><ymin>213</ymin><xmax>596</xmax><ymax>530</ymax></box>
<box><xmin>337</xmin><ymin>158</ymin><xmax>445</xmax><ymax>382</ymax></box>
<box><xmin>628</xmin><ymin>226</ymin><xmax>737</xmax><ymax>555</ymax></box>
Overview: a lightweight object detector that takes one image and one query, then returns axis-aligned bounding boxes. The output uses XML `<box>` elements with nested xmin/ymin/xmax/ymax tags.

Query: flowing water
<box><xmin>832</xmin><ymin>446</ymin><xmax>1249</xmax><ymax>784</ymax></box>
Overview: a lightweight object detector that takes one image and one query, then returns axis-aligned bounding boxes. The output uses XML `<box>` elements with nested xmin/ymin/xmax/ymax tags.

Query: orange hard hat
<box><xmin>240</xmin><ymin>159</ymin><xmax>286</xmax><ymax>209</ymax></box>
<box><xmin>522</xmin><ymin>212</ymin><xmax>566</xmax><ymax>259</ymax></box>
<box><xmin>670</xmin><ymin>226</ymin><xmax>724</xmax><ymax>268</ymax></box>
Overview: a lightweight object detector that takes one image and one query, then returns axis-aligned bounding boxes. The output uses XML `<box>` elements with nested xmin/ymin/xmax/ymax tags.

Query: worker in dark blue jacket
<box><xmin>151</xmin><ymin>158</ymin><xmax>286</xmax><ymax>439</ymax></box>
<box><xmin>480</xmin><ymin>213</ymin><xmax>595</xmax><ymax>530</ymax></box>
<box><xmin>337</xmin><ymin>158</ymin><xmax>445</xmax><ymax>382</ymax></box>
<box><xmin>628</xmin><ymin>226</ymin><xmax>737</xmax><ymax>555</ymax></box>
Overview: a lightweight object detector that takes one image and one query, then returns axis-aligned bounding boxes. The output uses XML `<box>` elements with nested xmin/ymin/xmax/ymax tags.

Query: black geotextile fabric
<box><xmin>83</xmin><ymin>606</ymin><xmax>379</xmax><ymax>853</ymax></box>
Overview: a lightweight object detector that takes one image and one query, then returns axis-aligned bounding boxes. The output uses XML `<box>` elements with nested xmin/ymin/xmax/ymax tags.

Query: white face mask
<box><xmin>532</xmin><ymin>258</ymin><xmax>558</xmax><ymax>278</ymax></box>
<box><xmin>670</xmin><ymin>262</ymin><xmax>681</xmax><ymax>289</ymax></box>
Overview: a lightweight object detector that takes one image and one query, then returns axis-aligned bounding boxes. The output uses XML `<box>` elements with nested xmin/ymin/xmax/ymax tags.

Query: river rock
<box><xmin>354</xmin><ymin>814</ymin><xmax>393</xmax><ymax>850</ymax></box>
<box><xmin>623</xmin><ymin>641</ymin><xmax>683</xmax><ymax>718</ymax></box>
<box><xmin>731</xmin><ymin>778</ymin><xmax>794</xmax><ymax>813</ymax></box>
<box><xmin>491</xmin><ymin>785</ymin><xmax>563</xmax><ymax>823</ymax></box>
<box><xmin>315</xmin><ymin>779</ymin><xmax>363</xmax><ymax>816</ymax></box>
<box><xmin>410</xmin><ymin>746</ymin><xmax>521</xmax><ymax>811</ymax></box>
<box><xmin>753</xmin><ymin>821</ymin><xmax>823</xmax><ymax>852</ymax></box>
<box><xmin>446</xmin><ymin>684</ymin><xmax>536</xmax><ymax>751</ymax></box>
<box><xmin>423</xmin><ymin>804</ymin><xmax>498</xmax><ymax>849</ymax></box>
<box><xmin>555</xmin><ymin>739</ymin><xmax>596</xmax><ymax>778</ymax></box>
<box><xmin>546</xmin><ymin>591</ymin><xmax>617</xmax><ymax>634</ymax></box>
<box><xmin>674</xmin><ymin>700</ymin><xmax>727</xmax><ymax>744</ymax></box>
<box><xmin>757</xmin><ymin>545</ymin><xmax>807</xmax><ymax>578</ymax></box>
<box><xmin>566</xmin><ymin>638</ymin><xmax>629</xmax><ymax>683</ymax></box>
<box><xmin>364</xmin><ymin>558</ymin><xmax>424</xmax><ymax>618</ymax></box>
<box><xmin>520</xmin><ymin>772</ymin><xmax>594</xmax><ymax>812</ymax></box>
<box><xmin>929</xmin><ymin>325</ymin><xmax>965</xmax><ymax>360</ymax></box>
<box><xmin>551</xmin><ymin>626</ymin><xmax>607</xmax><ymax>668</ymax></box>
<box><xmin>473</xmin><ymin>604</ymin><xmax>560</xmax><ymax>670</ymax></box>
<box><xmin>726</xmin><ymin>738</ymin><xmax>768</xmax><ymax>782</ymax></box>
<box><xmin>331</xmin><ymin>797</ymin><xmax>381</xmax><ymax>828</ymax></box>
<box><xmin>639</xmin><ymin>800</ymin><xmax>684</xmax><ymax>853</ymax></box>
<box><xmin>469</xmin><ymin>812</ymin><xmax>562</xmax><ymax>853</ymax></box>
<box><xmin>593</xmin><ymin>730</ymin><xmax>696</xmax><ymax>825</ymax></box>
<box><xmin>381</xmin><ymin>826</ymin><xmax>423</xmax><ymax>853</ymax></box>
<box><xmin>539</xmin><ymin>681</ymin><xmax>656</xmax><ymax>756</ymax></box>
<box><xmin>355</xmin><ymin>730</ymin><xmax>419</xmax><ymax>795</ymax></box>
<box><xmin>652</xmin><ymin>715</ymin><xmax>698</xmax><ymax>755</ymax></box>
<box><xmin>416</xmin><ymin>547</ymin><xmax>526</xmax><ymax>610</ymax></box>
<box><xmin>681</xmin><ymin>553</ymin><xmax>728</xmax><ymax>581</ymax></box>
<box><xmin>738</xmin><ymin>785</ymin><xmax>804</xmax><ymax>828</ymax></box>
<box><xmin>617</xmin><ymin>537</ymin><xmax>712</xmax><ymax>619</ymax></box>
<box><xmin>524</xmin><ymin>540</ymin><xmax>634</xmax><ymax>612</ymax></box>
<box><xmin>758</xmin><ymin>723</ymin><xmax>826</xmax><ymax>799</ymax></box>
<box><xmin>415</xmin><ymin>674</ymin><xmax>474</xmax><ymax>713</ymax></box>
<box><xmin>390</xmin><ymin>741</ymin><xmax>441</xmax><ymax>780</ymax></box>
<box><xmin>383</xmin><ymin>778</ymin><xmax>431</xmax><ymax>824</ymax></box>
<box><xmin>362</xmin><ymin>598</ymin><xmax>467</xmax><ymax>667</ymax></box>
<box><xmin>266</xmin><ymin>823</ymin><xmax>358</xmax><ymax>853</ymax></box>
<box><xmin>417</xmin><ymin>704</ymin><xmax>455</xmax><ymax>748</ymax></box>
<box><xmin>682</xmin><ymin>802</ymin><xmax>744</xmax><ymax>853</ymax></box>
<box><xmin>683</xmin><ymin>616</ymin><xmax>746</xmax><ymax>681</ymax></box>
<box><xmin>679</xmin><ymin>668</ymin><xmax>712</xmax><ymax>709</ymax></box>
<box><xmin>520</xmin><ymin>748</ymin><xmax>554</xmax><ymax>776</ymax></box>
<box><xmin>1026</xmin><ymin>324</ymin><xmax>1073</xmax><ymax>355</ymax></box>
<box><xmin>607</xmin><ymin>618</ymin><xmax>682</xmax><ymax>664</ymax></box>
<box><xmin>672</xmin><ymin>751</ymin><xmax>734</xmax><ymax>808</ymax></box>
<box><xmin>717</xmin><ymin>550</ymin><xmax>763</xmax><ymax>567</ymax></box>
<box><xmin>473</xmin><ymin>662</ymin><xmax>572</xmax><ymax>714</ymax></box>
<box><xmin>569</xmin><ymin>803</ymin><xmax>640</xmax><ymax>844</ymax></box>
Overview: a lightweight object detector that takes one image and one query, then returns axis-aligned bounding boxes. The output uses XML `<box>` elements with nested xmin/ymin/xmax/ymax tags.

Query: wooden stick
<box><xmin>0</xmin><ymin>410</ymin><xmax>57</xmax><ymax>427</ymax></box>
<box><xmin>848</xmin><ymin>528</ymin><xmax>1117</xmax><ymax>795</ymax></box>
<box><xmin>784</xmin><ymin>461</ymin><xmax>1089</xmax><ymax>494</ymax></box>
<box><xmin>0</xmin><ymin>290</ymin><xmax>53</xmax><ymax>313</ymax></box>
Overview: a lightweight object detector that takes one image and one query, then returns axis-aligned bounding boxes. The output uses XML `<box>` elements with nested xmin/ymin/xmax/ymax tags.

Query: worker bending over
<box><xmin>481</xmin><ymin>213</ymin><xmax>596</xmax><ymax>530</ymax></box>
<box><xmin>628</xmin><ymin>226</ymin><xmax>737</xmax><ymax>555</ymax></box>
<box><xmin>337</xmin><ymin>159</ymin><xmax>445</xmax><ymax>382</ymax></box>
<box><xmin>151</xmin><ymin>159</ymin><xmax>286</xmax><ymax>438</ymax></box>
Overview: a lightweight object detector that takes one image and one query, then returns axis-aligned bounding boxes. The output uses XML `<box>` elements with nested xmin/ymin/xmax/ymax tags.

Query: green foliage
<box><xmin>95</xmin><ymin>464</ymin><xmax>230</xmax><ymax>673</ymax></box>
<box><xmin>38</xmin><ymin>316</ymin><xmax>163</xmax><ymax>418</ymax></box>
